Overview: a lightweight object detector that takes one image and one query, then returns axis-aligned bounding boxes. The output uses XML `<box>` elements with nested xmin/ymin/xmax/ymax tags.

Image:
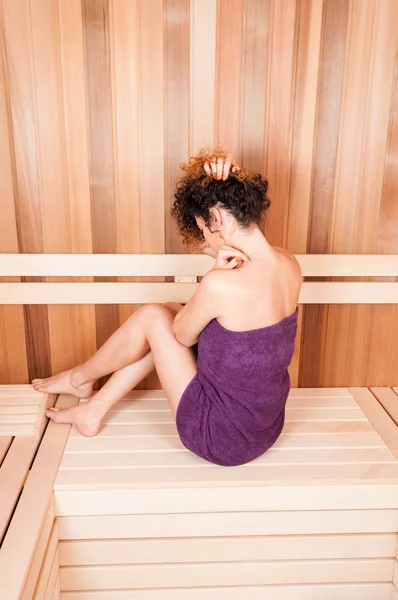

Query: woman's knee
<box><xmin>140</xmin><ymin>303</ymin><xmax>174</xmax><ymax>327</ymax></box>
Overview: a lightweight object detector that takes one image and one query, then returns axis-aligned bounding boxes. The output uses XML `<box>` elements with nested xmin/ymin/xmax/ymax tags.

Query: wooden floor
<box><xmin>49</xmin><ymin>387</ymin><xmax>398</xmax><ymax>599</ymax></box>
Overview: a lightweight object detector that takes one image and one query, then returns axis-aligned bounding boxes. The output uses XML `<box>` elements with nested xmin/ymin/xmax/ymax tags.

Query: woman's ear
<box><xmin>209</xmin><ymin>206</ymin><xmax>223</xmax><ymax>233</ymax></box>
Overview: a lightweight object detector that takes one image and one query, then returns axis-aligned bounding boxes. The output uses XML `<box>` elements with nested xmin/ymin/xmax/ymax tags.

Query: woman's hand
<box><xmin>215</xmin><ymin>245</ymin><xmax>250</xmax><ymax>269</ymax></box>
<box><xmin>200</xmin><ymin>242</ymin><xmax>218</xmax><ymax>259</ymax></box>
<box><xmin>204</xmin><ymin>153</ymin><xmax>240</xmax><ymax>181</ymax></box>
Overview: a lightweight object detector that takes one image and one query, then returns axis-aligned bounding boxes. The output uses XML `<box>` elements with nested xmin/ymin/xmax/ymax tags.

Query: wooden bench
<box><xmin>0</xmin><ymin>253</ymin><xmax>398</xmax><ymax>599</ymax></box>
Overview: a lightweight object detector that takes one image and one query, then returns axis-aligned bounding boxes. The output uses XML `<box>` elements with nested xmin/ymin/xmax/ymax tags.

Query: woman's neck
<box><xmin>223</xmin><ymin>226</ymin><xmax>278</xmax><ymax>262</ymax></box>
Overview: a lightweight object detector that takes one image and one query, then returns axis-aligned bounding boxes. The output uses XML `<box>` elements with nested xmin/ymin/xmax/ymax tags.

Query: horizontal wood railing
<box><xmin>0</xmin><ymin>253</ymin><xmax>397</xmax><ymax>304</ymax></box>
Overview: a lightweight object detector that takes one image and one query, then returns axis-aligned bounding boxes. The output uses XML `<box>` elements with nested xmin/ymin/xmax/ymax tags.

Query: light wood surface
<box><xmin>58</xmin><ymin>586</ymin><xmax>393</xmax><ymax>600</ymax></box>
<box><xmin>1</xmin><ymin>1</ymin><xmax>398</xmax><ymax>386</ymax></box>
<box><xmin>0</xmin><ymin>394</ymin><xmax>77</xmax><ymax>599</ymax></box>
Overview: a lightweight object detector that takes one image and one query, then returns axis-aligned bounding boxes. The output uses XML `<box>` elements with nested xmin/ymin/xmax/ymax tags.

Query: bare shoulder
<box><xmin>272</xmin><ymin>246</ymin><xmax>303</xmax><ymax>281</ymax></box>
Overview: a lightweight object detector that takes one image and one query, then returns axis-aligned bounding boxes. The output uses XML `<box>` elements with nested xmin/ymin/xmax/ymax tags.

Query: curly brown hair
<box><xmin>171</xmin><ymin>147</ymin><xmax>271</xmax><ymax>249</ymax></box>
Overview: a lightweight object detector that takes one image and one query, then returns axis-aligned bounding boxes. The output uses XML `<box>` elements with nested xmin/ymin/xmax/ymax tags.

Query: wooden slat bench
<box><xmin>0</xmin><ymin>253</ymin><xmax>397</xmax><ymax>599</ymax></box>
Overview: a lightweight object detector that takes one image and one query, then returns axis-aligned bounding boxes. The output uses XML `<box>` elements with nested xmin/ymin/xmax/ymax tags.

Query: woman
<box><xmin>32</xmin><ymin>149</ymin><xmax>302</xmax><ymax>467</ymax></box>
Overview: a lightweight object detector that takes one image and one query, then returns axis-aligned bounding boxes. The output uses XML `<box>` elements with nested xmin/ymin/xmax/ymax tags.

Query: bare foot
<box><xmin>31</xmin><ymin>369</ymin><xmax>93</xmax><ymax>398</ymax></box>
<box><xmin>46</xmin><ymin>402</ymin><xmax>101</xmax><ymax>437</ymax></box>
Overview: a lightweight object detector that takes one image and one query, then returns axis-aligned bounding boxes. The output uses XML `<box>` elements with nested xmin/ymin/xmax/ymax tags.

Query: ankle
<box><xmin>70</xmin><ymin>367</ymin><xmax>92</xmax><ymax>388</ymax></box>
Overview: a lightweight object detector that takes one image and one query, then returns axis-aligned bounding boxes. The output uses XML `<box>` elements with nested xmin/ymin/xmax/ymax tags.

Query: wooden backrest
<box><xmin>0</xmin><ymin>253</ymin><xmax>398</xmax><ymax>304</ymax></box>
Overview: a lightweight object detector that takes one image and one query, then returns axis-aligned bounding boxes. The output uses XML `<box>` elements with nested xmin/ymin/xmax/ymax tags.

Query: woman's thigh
<box><xmin>144</xmin><ymin>304</ymin><xmax>197</xmax><ymax>418</ymax></box>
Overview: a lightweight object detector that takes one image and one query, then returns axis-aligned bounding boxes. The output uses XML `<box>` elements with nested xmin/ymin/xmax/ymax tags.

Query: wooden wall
<box><xmin>0</xmin><ymin>0</ymin><xmax>397</xmax><ymax>387</ymax></box>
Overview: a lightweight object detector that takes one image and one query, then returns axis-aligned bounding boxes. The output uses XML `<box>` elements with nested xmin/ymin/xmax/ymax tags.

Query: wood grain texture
<box><xmin>0</xmin><ymin>0</ymin><xmax>397</xmax><ymax>386</ymax></box>
<box><xmin>215</xmin><ymin>0</ymin><xmax>244</xmax><ymax>160</ymax></box>
<box><xmin>300</xmin><ymin>0</ymin><xmax>349</xmax><ymax>387</ymax></box>
<box><xmin>1</xmin><ymin>0</ymin><xmax>51</xmax><ymax>381</ymax></box>
<box><xmin>164</xmin><ymin>0</ymin><xmax>190</xmax><ymax>254</ymax></box>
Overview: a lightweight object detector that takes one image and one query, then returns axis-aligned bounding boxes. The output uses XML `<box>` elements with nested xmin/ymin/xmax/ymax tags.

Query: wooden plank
<box><xmin>1</xmin><ymin>253</ymin><xmax>398</xmax><ymax>277</ymax></box>
<box><xmin>68</xmin><ymin>420</ymin><xmax>376</xmax><ymax>439</ymax></box>
<box><xmin>32</xmin><ymin>521</ymin><xmax>58</xmax><ymax>600</ymax></box>
<box><xmin>22</xmin><ymin>496</ymin><xmax>55</xmax><ymax>600</ymax></box>
<box><xmin>63</xmin><ymin>432</ymin><xmax>386</xmax><ymax>454</ymax></box>
<box><xmin>264</xmin><ymin>0</ymin><xmax>297</xmax><ymax>247</ymax></box>
<box><xmin>164</xmin><ymin>0</ymin><xmax>190</xmax><ymax>254</ymax></box>
<box><xmin>298</xmin><ymin>0</ymin><xmax>349</xmax><ymax>387</ymax></box>
<box><xmin>0</xmin><ymin>436</ymin><xmax>12</xmax><ymax>464</ymax></box>
<box><xmin>240</xmin><ymin>0</ymin><xmax>270</xmax><ymax>172</ymax></box>
<box><xmin>57</xmin><ymin>0</ymin><xmax>96</xmax><ymax>373</ymax></box>
<box><xmin>60</xmin><ymin>558</ymin><xmax>394</xmax><ymax>590</ymax></box>
<box><xmin>377</xmin><ymin>4</ymin><xmax>398</xmax><ymax>385</ymax></box>
<box><xmin>54</xmin><ymin>462</ymin><xmax>398</xmax><ymax>489</ymax></box>
<box><xmin>103</xmin><ymin>395</ymin><xmax>360</xmax><ymax>410</ymax></box>
<box><xmin>1</xmin><ymin>0</ymin><xmax>52</xmax><ymax>381</ymax></box>
<box><xmin>349</xmin><ymin>388</ymin><xmax>398</xmax><ymax>459</ymax></box>
<box><xmin>60</xmin><ymin>585</ymin><xmax>393</xmax><ymax>600</ymax></box>
<box><xmin>77</xmin><ymin>387</ymin><xmax>355</xmax><ymax>400</ymax></box>
<box><xmin>215</xmin><ymin>0</ymin><xmax>243</xmax><ymax>159</ymax></box>
<box><xmin>139</xmin><ymin>0</ymin><xmax>165</xmax><ymax>255</ymax></box>
<box><xmin>353</xmin><ymin>0</ymin><xmax>398</xmax><ymax>385</ymax></box>
<box><xmin>371</xmin><ymin>387</ymin><xmax>398</xmax><ymax>426</ymax></box>
<box><xmin>0</xmin><ymin>0</ymin><xmax>29</xmax><ymax>384</ymax></box>
<box><xmin>99</xmin><ymin>406</ymin><xmax>368</xmax><ymax>424</ymax></box>
<box><xmin>2</xmin><ymin>280</ymin><xmax>398</xmax><ymax>305</ymax></box>
<box><xmin>190</xmin><ymin>0</ymin><xmax>216</xmax><ymax>153</ymax></box>
<box><xmin>0</xmin><ymin>394</ymin><xmax>56</xmax><ymax>539</ymax></box>
<box><xmin>393</xmin><ymin>559</ymin><xmax>398</xmax><ymax>589</ymax></box>
<box><xmin>109</xmin><ymin>0</ymin><xmax>141</xmax><ymax>257</ymax></box>
<box><xmin>0</xmin><ymin>394</ymin><xmax>77</xmax><ymax>599</ymax></box>
<box><xmin>0</xmin><ymin>405</ymin><xmax>38</xmax><ymax>414</ymax></box>
<box><xmin>52</xmin><ymin>573</ymin><xmax>60</xmax><ymax>600</ymax></box>
<box><xmin>59</xmin><ymin>584</ymin><xmax>392</xmax><ymax>600</ymax></box>
<box><xmin>56</xmin><ymin>510</ymin><xmax>398</xmax><ymax>540</ymax></box>
<box><xmin>59</xmin><ymin>447</ymin><xmax>396</xmax><ymax>470</ymax></box>
<box><xmin>58</xmin><ymin>534</ymin><xmax>397</xmax><ymax>566</ymax></box>
<box><xmin>43</xmin><ymin>549</ymin><xmax>60</xmax><ymax>600</ymax></box>
<box><xmin>82</xmin><ymin>0</ymin><xmax>119</xmax><ymax>389</ymax></box>
<box><xmin>53</xmin><ymin>484</ymin><xmax>398</xmax><ymax>516</ymax></box>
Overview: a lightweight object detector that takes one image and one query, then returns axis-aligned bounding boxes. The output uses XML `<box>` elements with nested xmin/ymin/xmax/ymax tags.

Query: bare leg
<box><xmin>45</xmin><ymin>304</ymin><xmax>198</xmax><ymax>435</ymax></box>
<box><xmin>46</xmin><ymin>351</ymin><xmax>155</xmax><ymax>436</ymax></box>
<box><xmin>32</xmin><ymin>303</ymin><xmax>182</xmax><ymax>395</ymax></box>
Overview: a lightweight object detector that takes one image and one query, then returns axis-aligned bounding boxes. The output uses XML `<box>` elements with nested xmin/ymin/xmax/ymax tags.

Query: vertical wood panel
<box><xmin>263</xmin><ymin>0</ymin><xmax>297</xmax><ymax>246</ymax></box>
<box><xmin>57</xmin><ymin>0</ymin><xmax>96</xmax><ymax>369</ymax></box>
<box><xmin>324</xmin><ymin>0</ymin><xmax>376</xmax><ymax>386</ymax></box>
<box><xmin>358</xmin><ymin>0</ymin><xmax>398</xmax><ymax>385</ymax></box>
<box><xmin>82</xmin><ymin>0</ymin><xmax>119</xmax><ymax>387</ymax></box>
<box><xmin>139</xmin><ymin>0</ymin><xmax>165</xmax><ymax>388</ymax></box>
<box><xmin>190</xmin><ymin>0</ymin><xmax>216</xmax><ymax>155</ymax></box>
<box><xmin>215</xmin><ymin>0</ymin><xmax>244</xmax><ymax>161</ymax></box>
<box><xmin>376</xmin><ymin>32</ymin><xmax>398</xmax><ymax>385</ymax></box>
<box><xmin>0</xmin><ymin>0</ymin><xmax>397</xmax><ymax>387</ymax></box>
<box><xmin>30</xmin><ymin>0</ymin><xmax>76</xmax><ymax>376</ymax></box>
<box><xmin>164</xmin><ymin>0</ymin><xmax>190</xmax><ymax>254</ymax></box>
<box><xmin>1</xmin><ymin>0</ymin><xmax>51</xmax><ymax>381</ymax></box>
<box><xmin>300</xmin><ymin>0</ymin><xmax>349</xmax><ymax>387</ymax></box>
<box><xmin>0</xmin><ymin>0</ymin><xmax>28</xmax><ymax>383</ymax></box>
<box><xmin>287</xmin><ymin>0</ymin><xmax>323</xmax><ymax>387</ymax></box>
<box><xmin>241</xmin><ymin>0</ymin><xmax>269</xmax><ymax>172</ymax></box>
<box><xmin>139</xmin><ymin>0</ymin><xmax>165</xmax><ymax>255</ymax></box>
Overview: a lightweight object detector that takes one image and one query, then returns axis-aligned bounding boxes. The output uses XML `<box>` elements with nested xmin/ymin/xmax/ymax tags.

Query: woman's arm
<box><xmin>172</xmin><ymin>271</ymin><xmax>222</xmax><ymax>347</ymax></box>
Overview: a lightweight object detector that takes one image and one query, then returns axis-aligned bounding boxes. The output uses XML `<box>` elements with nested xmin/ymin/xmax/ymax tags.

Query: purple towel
<box><xmin>176</xmin><ymin>306</ymin><xmax>299</xmax><ymax>466</ymax></box>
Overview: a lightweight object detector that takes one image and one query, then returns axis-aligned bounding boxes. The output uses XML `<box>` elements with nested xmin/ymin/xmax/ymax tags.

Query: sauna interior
<box><xmin>0</xmin><ymin>0</ymin><xmax>398</xmax><ymax>598</ymax></box>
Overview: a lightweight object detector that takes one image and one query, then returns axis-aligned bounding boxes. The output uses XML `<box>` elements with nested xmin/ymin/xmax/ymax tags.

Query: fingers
<box><xmin>223</xmin><ymin>153</ymin><xmax>233</xmax><ymax>180</ymax></box>
<box><xmin>204</xmin><ymin>153</ymin><xmax>238</xmax><ymax>181</ymax></box>
<box><xmin>204</xmin><ymin>162</ymin><xmax>212</xmax><ymax>176</ymax></box>
<box><xmin>218</xmin><ymin>245</ymin><xmax>250</xmax><ymax>262</ymax></box>
<box><xmin>224</xmin><ymin>256</ymin><xmax>243</xmax><ymax>269</ymax></box>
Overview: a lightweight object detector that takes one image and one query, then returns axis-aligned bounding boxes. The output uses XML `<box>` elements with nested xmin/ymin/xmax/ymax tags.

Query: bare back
<box><xmin>215</xmin><ymin>247</ymin><xmax>302</xmax><ymax>331</ymax></box>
